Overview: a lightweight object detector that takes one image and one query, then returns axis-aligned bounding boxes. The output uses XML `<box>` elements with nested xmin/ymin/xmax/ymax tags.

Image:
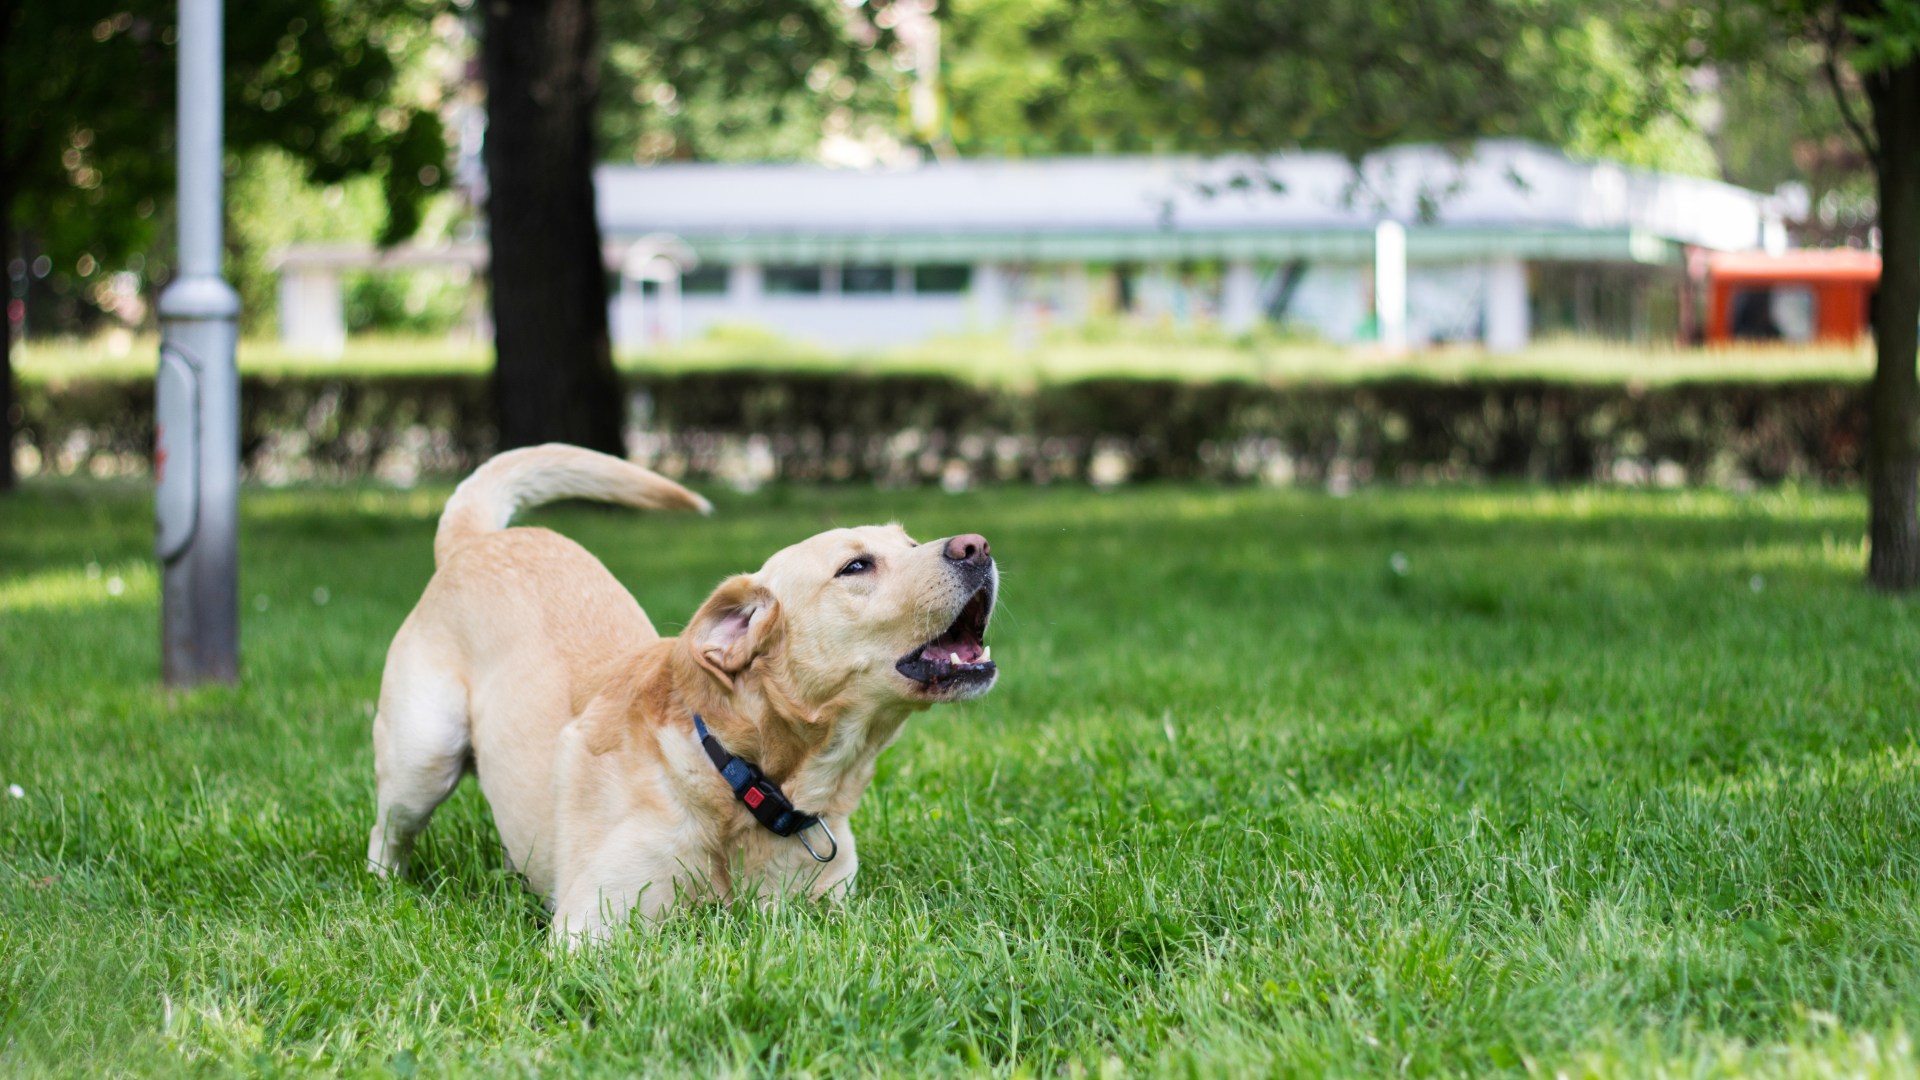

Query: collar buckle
<box><xmin>692</xmin><ymin>713</ymin><xmax>837</xmax><ymax>862</ymax></box>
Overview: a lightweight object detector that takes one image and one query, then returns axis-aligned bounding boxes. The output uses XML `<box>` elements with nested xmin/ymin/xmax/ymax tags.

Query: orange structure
<box><xmin>1703</xmin><ymin>249</ymin><xmax>1881</xmax><ymax>345</ymax></box>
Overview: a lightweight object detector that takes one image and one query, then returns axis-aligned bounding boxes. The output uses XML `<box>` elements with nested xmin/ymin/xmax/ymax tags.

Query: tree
<box><xmin>481</xmin><ymin>0</ymin><xmax>622</xmax><ymax>455</ymax></box>
<box><xmin>938</xmin><ymin>0</ymin><xmax>1706</xmax><ymax>169</ymax></box>
<box><xmin>483</xmin><ymin>0</ymin><xmax>889</xmax><ymax>454</ymax></box>
<box><xmin>1852</xmin><ymin>6</ymin><xmax>1920</xmax><ymax>590</ymax></box>
<box><xmin>1</xmin><ymin>0</ymin><xmax>448</xmax><ymax>491</ymax></box>
<box><xmin>1689</xmin><ymin>0</ymin><xmax>1919</xmax><ymax>589</ymax></box>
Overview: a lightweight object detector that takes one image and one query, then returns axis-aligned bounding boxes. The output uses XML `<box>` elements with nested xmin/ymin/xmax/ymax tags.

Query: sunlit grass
<box><xmin>3</xmin><ymin>480</ymin><xmax>1918</xmax><ymax>1076</ymax></box>
<box><xmin>0</xmin><ymin>560</ymin><xmax>155</xmax><ymax>613</ymax></box>
<box><xmin>15</xmin><ymin>331</ymin><xmax>1877</xmax><ymax>386</ymax></box>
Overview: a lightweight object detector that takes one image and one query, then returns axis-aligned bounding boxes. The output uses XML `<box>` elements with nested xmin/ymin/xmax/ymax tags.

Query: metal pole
<box><xmin>1374</xmin><ymin>219</ymin><xmax>1408</xmax><ymax>355</ymax></box>
<box><xmin>155</xmin><ymin>0</ymin><xmax>240</xmax><ymax>686</ymax></box>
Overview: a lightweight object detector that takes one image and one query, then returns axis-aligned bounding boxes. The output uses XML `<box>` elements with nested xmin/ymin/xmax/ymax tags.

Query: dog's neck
<box><xmin>667</xmin><ymin>641</ymin><xmax>919</xmax><ymax>818</ymax></box>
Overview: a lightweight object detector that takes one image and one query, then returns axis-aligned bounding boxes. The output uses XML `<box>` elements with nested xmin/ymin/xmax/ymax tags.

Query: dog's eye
<box><xmin>836</xmin><ymin>557</ymin><xmax>874</xmax><ymax>578</ymax></box>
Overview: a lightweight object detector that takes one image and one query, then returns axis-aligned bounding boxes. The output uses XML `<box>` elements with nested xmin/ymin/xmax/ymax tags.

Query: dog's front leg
<box><xmin>548</xmin><ymin>826</ymin><xmax>709</xmax><ymax>947</ymax></box>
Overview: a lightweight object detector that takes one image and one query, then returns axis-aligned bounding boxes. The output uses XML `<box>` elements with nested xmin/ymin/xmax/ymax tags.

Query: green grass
<box><xmin>15</xmin><ymin>330</ymin><xmax>1878</xmax><ymax>386</ymax></box>
<box><xmin>3</xmin><ymin>480</ymin><xmax>1919</xmax><ymax>1077</ymax></box>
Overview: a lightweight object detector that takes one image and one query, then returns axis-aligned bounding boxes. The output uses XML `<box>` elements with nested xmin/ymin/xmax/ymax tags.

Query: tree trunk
<box><xmin>1865</xmin><ymin>55</ymin><xmax>1920</xmax><ymax>591</ymax></box>
<box><xmin>1</xmin><ymin>254</ymin><xmax>13</xmax><ymax>491</ymax></box>
<box><xmin>1</xmin><ymin>221</ymin><xmax>15</xmax><ymax>492</ymax></box>
<box><xmin>480</xmin><ymin>0</ymin><xmax>624</xmax><ymax>456</ymax></box>
<box><xmin>1</xmin><ymin>4</ymin><xmax>15</xmax><ymax>494</ymax></box>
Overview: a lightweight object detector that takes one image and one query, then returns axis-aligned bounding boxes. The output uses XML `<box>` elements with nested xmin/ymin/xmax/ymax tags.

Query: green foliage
<box><xmin>597</xmin><ymin>0</ymin><xmax>900</xmax><ymax>162</ymax></box>
<box><xmin>3</xmin><ymin>0</ymin><xmax>450</xmax><ymax>312</ymax></box>
<box><xmin>1840</xmin><ymin>0</ymin><xmax>1920</xmax><ymax>74</ymax></box>
<box><xmin>1712</xmin><ymin>52</ymin><xmax>1839</xmax><ymax>191</ymax></box>
<box><xmin>226</xmin><ymin>149</ymin><xmax>376</xmax><ymax>335</ymax></box>
<box><xmin>939</xmin><ymin>0</ymin><xmax>1171</xmax><ymax>155</ymax></box>
<box><xmin>939</xmin><ymin>0</ymin><xmax>1717</xmax><ymax>174</ymax></box>
<box><xmin>1683</xmin><ymin>0</ymin><xmax>1920</xmax><ymax>149</ymax></box>
<box><xmin>1511</xmin><ymin>15</ymin><xmax>1718</xmax><ymax>175</ymax></box>
<box><xmin>3</xmin><ymin>483</ymin><xmax>1919</xmax><ymax>1074</ymax></box>
<box><xmin>340</xmin><ymin>270</ymin><xmax>470</xmax><ymax>337</ymax></box>
<box><xmin>223</xmin><ymin>0</ymin><xmax>451</xmax><ymax>245</ymax></box>
<box><xmin>222</xmin><ymin>148</ymin><xmax>472</xmax><ymax>336</ymax></box>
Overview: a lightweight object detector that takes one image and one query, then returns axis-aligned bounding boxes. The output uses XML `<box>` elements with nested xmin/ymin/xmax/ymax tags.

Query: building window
<box><xmin>764</xmin><ymin>265</ymin><xmax>823</xmax><ymax>294</ymax></box>
<box><xmin>913</xmin><ymin>264</ymin><xmax>972</xmax><ymax>294</ymax></box>
<box><xmin>1730</xmin><ymin>286</ymin><xmax>1816</xmax><ymax>343</ymax></box>
<box><xmin>682</xmin><ymin>265</ymin><xmax>729</xmax><ymax>295</ymax></box>
<box><xmin>842</xmin><ymin>264</ymin><xmax>896</xmax><ymax>294</ymax></box>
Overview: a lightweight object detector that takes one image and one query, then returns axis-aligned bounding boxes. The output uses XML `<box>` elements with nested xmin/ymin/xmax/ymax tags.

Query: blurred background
<box><xmin>4</xmin><ymin>0</ymin><xmax>1917</xmax><ymax>587</ymax></box>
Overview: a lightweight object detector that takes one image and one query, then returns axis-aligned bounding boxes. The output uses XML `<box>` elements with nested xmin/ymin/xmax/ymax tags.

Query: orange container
<box><xmin>1703</xmin><ymin>250</ymin><xmax>1881</xmax><ymax>345</ymax></box>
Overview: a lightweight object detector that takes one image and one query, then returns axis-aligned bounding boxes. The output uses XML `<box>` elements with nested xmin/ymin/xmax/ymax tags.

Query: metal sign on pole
<box><xmin>156</xmin><ymin>0</ymin><xmax>240</xmax><ymax>686</ymax></box>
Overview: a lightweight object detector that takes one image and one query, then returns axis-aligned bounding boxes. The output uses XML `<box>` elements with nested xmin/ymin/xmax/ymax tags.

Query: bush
<box><xmin>14</xmin><ymin>371</ymin><xmax>1868</xmax><ymax>489</ymax></box>
<box><xmin>342</xmin><ymin>270</ymin><xmax>472</xmax><ymax>336</ymax></box>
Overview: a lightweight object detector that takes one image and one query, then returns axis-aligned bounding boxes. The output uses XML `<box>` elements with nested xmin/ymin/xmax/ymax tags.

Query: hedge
<box><xmin>14</xmin><ymin>371</ymin><xmax>1868</xmax><ymax>489</ymax></box>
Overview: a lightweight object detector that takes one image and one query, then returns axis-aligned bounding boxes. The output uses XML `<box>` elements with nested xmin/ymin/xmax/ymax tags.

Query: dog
<box><xmin>366</xmin><ymin>444</ymin><xmax>999</xmax><ymax>942</ymax></box>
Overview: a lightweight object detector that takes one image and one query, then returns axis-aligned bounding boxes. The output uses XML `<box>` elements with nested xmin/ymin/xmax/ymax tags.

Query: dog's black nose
<box><xmin>944</xmin><ymin>533</ymin><xmax>991</xmax><ymax>565</ymax></box>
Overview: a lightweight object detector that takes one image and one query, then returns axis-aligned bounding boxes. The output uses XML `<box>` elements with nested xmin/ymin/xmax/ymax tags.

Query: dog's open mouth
<box><xmin>895</xmin><ymin>584</ymin><xmax>996</xmax><ymax>694</ymax></box>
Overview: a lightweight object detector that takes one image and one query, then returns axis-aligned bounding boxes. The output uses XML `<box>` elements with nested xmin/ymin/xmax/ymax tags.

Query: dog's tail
<box><xmin>434</xmin><ymin>444</ymin><xmax>711</xmax><ymax>567</ymax></box>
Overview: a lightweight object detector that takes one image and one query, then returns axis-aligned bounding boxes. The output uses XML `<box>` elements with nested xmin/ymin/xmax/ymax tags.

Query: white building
<box><xmin>278</xmin><ymin>140</ymin><xmax>1782</xmax><ymax>354</ymax></box>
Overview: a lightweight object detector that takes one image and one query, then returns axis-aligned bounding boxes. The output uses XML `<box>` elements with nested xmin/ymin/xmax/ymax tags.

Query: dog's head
<box><xmin>684</xmin><ymin>524</ymin><xmax>999</xmax><ymax>719</ymax></box>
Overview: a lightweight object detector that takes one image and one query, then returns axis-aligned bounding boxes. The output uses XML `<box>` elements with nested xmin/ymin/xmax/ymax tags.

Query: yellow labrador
<box><xmin>366</xmin><ymin>444</ymin><xmax>998</xmax><ymax>942</ymax></box>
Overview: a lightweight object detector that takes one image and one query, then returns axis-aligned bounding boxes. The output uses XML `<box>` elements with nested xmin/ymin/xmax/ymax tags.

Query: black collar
<box><xmin>692</xmin><ymin>713</ymin><xmax>837</xmax><ymax>863</ymax></box>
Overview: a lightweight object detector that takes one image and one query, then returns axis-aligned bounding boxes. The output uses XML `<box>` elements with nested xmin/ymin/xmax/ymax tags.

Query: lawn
<box><xmin>3</xmin><ymin>480</ymin><xmax>1919</xmax><ymax>1077</ymax></box>
<box><xmin>15</xmin><ymin>331</ymin><xmax>1879</xmax><ymax>386</ymax></box>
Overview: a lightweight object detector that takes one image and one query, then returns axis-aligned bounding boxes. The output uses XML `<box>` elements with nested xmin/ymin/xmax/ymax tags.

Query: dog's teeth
<box><xmin>950</xmin><ymin>652</ymin><xmax>961</xmax><ymax>665</ymax></box>
<box><xmin>982</xmin><ymin>645</ymin><xmax>991</xmax><ymax>663</ymax></box>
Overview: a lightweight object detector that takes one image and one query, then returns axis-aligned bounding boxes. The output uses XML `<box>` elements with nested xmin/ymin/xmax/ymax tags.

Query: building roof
<box><xmin>594</xmin><ymin>140</ymin><xmax>1777</xmax><ymax>266</ymax></box>
<box><xmin>1706</xmin><ymin>249</ymin><xmax>1881</xmax><ymax>283</ymax></box>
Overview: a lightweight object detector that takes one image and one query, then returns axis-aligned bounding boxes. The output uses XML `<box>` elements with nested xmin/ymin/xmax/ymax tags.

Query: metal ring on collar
<box><xmin>797</xmin><ymin>817</ymin><xmax>838</xmax><ymax>863</ymax></box>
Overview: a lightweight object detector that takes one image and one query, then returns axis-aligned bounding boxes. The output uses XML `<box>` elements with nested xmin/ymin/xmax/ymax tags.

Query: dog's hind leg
<box><xmin>367</xmin><ymin>638</ymin><xmax>471</xmax><ymax>878</ymax></box>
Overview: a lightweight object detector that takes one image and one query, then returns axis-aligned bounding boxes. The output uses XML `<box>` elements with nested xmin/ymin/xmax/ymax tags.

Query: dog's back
<box><xmin>368</xmin><ymin>446</ymin><xmax>708</xmax><ymax>890</ymax></box>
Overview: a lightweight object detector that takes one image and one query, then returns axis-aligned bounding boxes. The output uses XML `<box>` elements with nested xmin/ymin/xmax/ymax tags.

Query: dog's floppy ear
<box><xmin>687</xmin><ymin>575</ymin><xmax>781</xmax><ymax>687</ymax></box>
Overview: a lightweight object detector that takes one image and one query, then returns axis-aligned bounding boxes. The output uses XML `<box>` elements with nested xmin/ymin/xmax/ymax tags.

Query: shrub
<box><xmin>14</xmin><ymin>371</ymin><xmax>1868</xmax><ymax>489</ymax></box>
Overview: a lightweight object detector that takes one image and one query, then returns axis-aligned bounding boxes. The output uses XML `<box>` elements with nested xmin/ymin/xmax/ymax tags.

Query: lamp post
<box><xmin>1374</xmin><ymin>219</ymin><xmax>1407</xmax><ymax>355</ymax></box>
<box><xmin>155</xmin><ymin>0</ymin><xmax>240</xmax><ymax>686</ymax></box>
